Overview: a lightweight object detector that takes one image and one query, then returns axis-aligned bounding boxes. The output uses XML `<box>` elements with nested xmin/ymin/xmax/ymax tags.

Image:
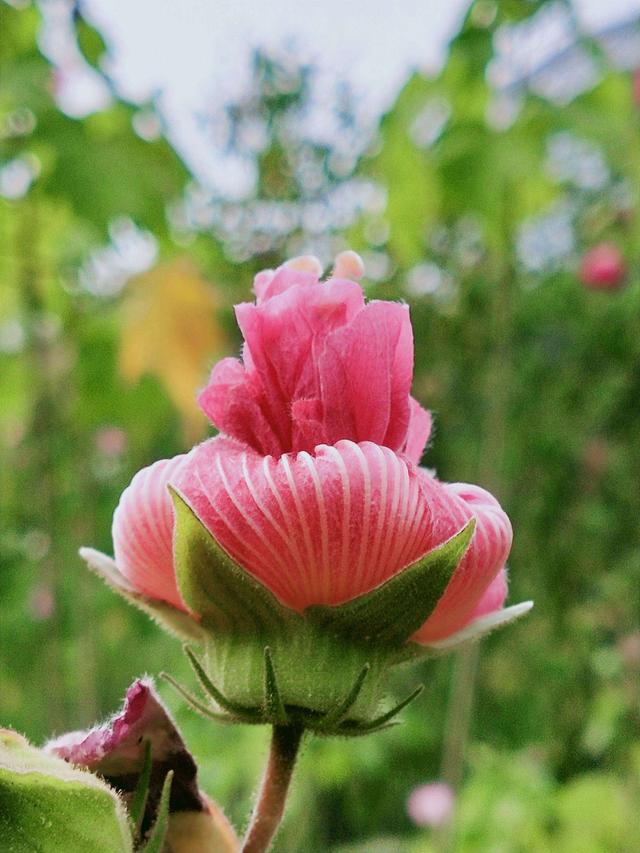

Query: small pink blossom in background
<box><xmin>633</xmin><ymin>69</ymin><xmax>640</xmax><ymax>106</ymax></box>
<box><xmin>94</xmin><ymin>426</ymin><xmax>127</xmax><ymax>457</ymax></box>
<box><xmin>579</xmin><ymin>243</ymin><xmax>626</xmax><ymax>291</ymax></box>
<box><xmin>581</xmin><ymin>438</ymin><xmax>610</xmax><ymax>480</ymax></box>
<box><xmin>618</xmin><ymin>632</ymin><xmax>640</xmax><ymax>669</ymax></box>
<box><xmin>407</xmin><ymin>781</ymin><xmax>455</xmax><ymax>828</ymax></box>
<box><xmin>111</xmin><ymin>252</ymin><xmax>514</xmax><ymax>645</ymax></box>
<box><xmin>28</xmin><ymin>583</ymin><xmax>55</xmax><ymax>621</ymax></box>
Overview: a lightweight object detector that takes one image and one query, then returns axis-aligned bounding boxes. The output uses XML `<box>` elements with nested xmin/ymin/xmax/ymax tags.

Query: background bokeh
<box><xmin>1</xmin><ymin>1</ymin><xmax>639</xmax><ymax>850</ymax></box>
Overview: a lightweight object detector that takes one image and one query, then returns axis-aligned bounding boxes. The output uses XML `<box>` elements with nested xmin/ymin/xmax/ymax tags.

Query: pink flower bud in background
<box><xmin>94</xmin><ymin>425</ymin><xmax>127</xmax><ymax>457</ymax></box>
<box><xmin>110</xmin><ymin>254</ymin><xmax>514</xmax><ymax>647</ymax></box>
<box><xmin>578</xmin><ymin>243</ymin><xmax>626</xmax><ymax>291</ymax></box>
<box><xmin>407</xmin><ymin>781</ymin><xmax>455</xmax><ymax>828</ymax></box>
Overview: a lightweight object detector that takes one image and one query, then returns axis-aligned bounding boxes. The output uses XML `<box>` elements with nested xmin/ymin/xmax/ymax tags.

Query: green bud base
<box><xmin>161</xmin><ymin>488</ymin><xmax>475</xmax><ymax>736</ymax></box>
<box><xmin>164</xmin><ymin>641</ymin><xmax>423</xmax><ymax>736</ymax></box>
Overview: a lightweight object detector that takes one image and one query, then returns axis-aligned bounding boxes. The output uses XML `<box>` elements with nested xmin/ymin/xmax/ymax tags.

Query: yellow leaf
<box><xmin>119</xmin><ymin>258</ymin><xmax>226</xmax><ymax>442</ymax></box>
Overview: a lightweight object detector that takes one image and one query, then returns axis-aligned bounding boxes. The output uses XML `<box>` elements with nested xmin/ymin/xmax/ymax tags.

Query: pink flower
<box><xmin>579</xmin><ymin>243</ymin><xmax>626</xmax><ymax>290</ymax></box>
<box><xmin>111</xmin><ymin>253</ymin><xmax>514</xmax><ymax>646</ymax></box>
<box><xmin>197</xmin><ymin>258</ymin><xmax>431</xmax><ymax>461</ymax></box>
<box><xmin>407</xmin><ymin>782</ymin><xmax>455</xmax><ymax>828</ymax></box>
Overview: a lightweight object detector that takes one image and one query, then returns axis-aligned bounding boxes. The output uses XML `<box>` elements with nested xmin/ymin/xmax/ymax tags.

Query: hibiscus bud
<box><xmin>578</xmin><ymin>243</ymin><xmax>626</xmax><ymax>291</ymax></box>
<box><xmin>82</xmin><ymin>253</ymin><xmax>531</xmax><ymax>734</ymax></box>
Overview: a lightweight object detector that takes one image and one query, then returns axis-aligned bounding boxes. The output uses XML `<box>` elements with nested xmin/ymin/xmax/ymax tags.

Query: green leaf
<box><xmin>170</xmin><ymin>487</ymin><xmax>298</xmax><ymax>636</ymax></box>
<box><xmin>367</xmin><ymin>73</ymin><xmax>441</xmax><ymax>266</ymax></box>
<box><xmin>0</xmin><ymin>731</ymin><xmax>132</xmax><ymax>853</ymax></box>
<box><xmin>73</xmin><ymin>10</ymin><xmax>109</xmax><ymax>69</ymax></box>
<box><xmin>306</xmin><ymin>520</ymin><xmax>475</xmax><ymax>646</ymax></box>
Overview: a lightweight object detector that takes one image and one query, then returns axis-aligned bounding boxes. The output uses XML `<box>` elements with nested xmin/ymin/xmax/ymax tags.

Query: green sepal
<box><xmin>168</xmin><ymin>491</ymin><xmax>476</xmax><ymax>731</ymax></box>
<box><xmin>184</xmin><ymin>646</ymin><xmax>263</xmax><ymax>721</ymax></box>
<box><xmin>347</xmin><ymin>684</ymin><xmax>424</xmax><ymax>733</ymax></box>
<box><xmin>0</xmin><ymin>730</ymin><xmax>133</xmax><ymax>853</ymax></box>
<box><xmin>160</xmin><ymin>671</ymin><xmax>241</xmax><ymax>724</ymax></box>
<box><xmin>264</xmin><ymin>647</ymin><xmax>288</xmax><ymax>725</ymax></box>
<box><xmin>305</xmin><ymin>519</ymin><xmax>475</xmax><ymax>646</ymax></box>
<box><xmin>318</xmin><ymin>664</ymin><xmax>370</xmax><ymax>730</ymax></box>
<box><xmin>171</xmin><ymin>645</ymin><xmax>423</xmax><ymax>737</ymax></box>
<box><xmin>129</xmin><ymin>740</ymin><xmax>152</xmax><ymax>838</ymax></box>
<box><xmin>171</xmin><ymin>487</ymin><xmax>474</xmax><ymax>649</ymax></box>
<box><xmin>79</xmin><ymin>547</ymin><xmax>205</xmax><ymax>644</ymax></box>
<box><xmin>170</xmin><ymin>487</ymin><xmax>299</xmax><ymax>635</ymax></box>
<box><xmin>139</xmin><ymin>770</ymin><xmax>173</xmax><ymax>853</ymax></box>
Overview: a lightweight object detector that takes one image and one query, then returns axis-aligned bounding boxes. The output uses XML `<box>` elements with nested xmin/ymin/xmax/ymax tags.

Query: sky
<box><xmin>70</xmin><ymin>0</ymin><xmax>640</xmax><ymax>194</ymax></box>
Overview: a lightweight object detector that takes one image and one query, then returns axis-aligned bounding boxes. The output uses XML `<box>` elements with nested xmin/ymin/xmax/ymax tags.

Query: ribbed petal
<box><xmin>413</xmin><ymin>479</ymin><xmax>513</xmax><ymax>643</ymax></box>
<box><xmin>469</xmin><ymin>568</ymin><xmax>508</xmax><ymax>620</ymax></box>
<box><xmin>180</xmin><ymin>437</ymin><xmax>434</xmax><ymax>610</ymax></box>
<box><xmin>112</xmin><ymin>454</ymin><xmax>188</xmax><ymax>611</ymax></box>
<box><xmin>111</xmin><ymin>444</ymin><xmax>511</xmax><ymax>646</ymax></box>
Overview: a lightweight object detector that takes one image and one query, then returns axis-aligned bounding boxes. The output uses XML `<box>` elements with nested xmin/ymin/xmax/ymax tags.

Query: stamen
<box><xmin>333</xmin><ymin>250</ymin><xmax>365</xmax><ymax>280</ymax></box>
<box><xmin>284</xmin><ymin>255</ymin><xmax>324</xmax><ymax>276</ymax></box>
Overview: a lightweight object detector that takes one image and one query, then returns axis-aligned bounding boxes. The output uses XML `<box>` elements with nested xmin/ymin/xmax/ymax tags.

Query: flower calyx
<box><xmin>164</xmin><ymin>488</ymin><xmax>475</xmax><ymax>735</ymax></box>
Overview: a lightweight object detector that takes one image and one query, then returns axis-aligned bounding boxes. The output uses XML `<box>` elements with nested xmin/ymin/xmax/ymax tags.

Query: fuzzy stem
<box><xmin>241</xmin><ymin>725</ymin><xmax>303</xmax><ymax>853</ymax></box>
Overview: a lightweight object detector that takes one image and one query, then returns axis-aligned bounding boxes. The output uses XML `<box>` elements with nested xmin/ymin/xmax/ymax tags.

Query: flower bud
<box><xmin>46</xmin><ymin>679</ymin><xmax>237</xmax><ymax>853</ymax></box>
<box><xmin>82</xmin><ymin>253</ymin><xmax>531</xmax><ymax>734</ymax></box>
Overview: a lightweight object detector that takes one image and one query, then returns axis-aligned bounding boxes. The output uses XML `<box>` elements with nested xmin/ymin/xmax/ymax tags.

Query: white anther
<box><xmin>332</xmin><ymin>250</ymin><xmax>365</xmax><ymax>280</ymax></box>
<box><xmin>284</xmin><ymin>255</ymin><xmax>324</xmax><ymax>276</ymax></box>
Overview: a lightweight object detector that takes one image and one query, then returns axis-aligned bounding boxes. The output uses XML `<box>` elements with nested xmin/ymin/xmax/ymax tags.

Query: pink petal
<box><xmin>253</xmin><ymin>265</ymin><xmax>318</xmax><ymax>303</ymax></box>
<box><xmin>402</xmin><ymin>397</ymin><xmax>432</xmax><ymax>465</ymax></box>
<box><xmin>412</xmin><ymin>479</ymin><xmax>512</xmax><ymax>643</ymax></box>
<box><xmin>200</xmin><ymin>278</ymin><xmax>365</xmax><ymax>455</ymax></box>
<box><xmin>47</xmin><ymin>679</ymin><xmax>156</xmax><ymax>767</ymax></box>
<box><xmin>198</xmin><ymin>358</ymin><xmax>283</xmax><ymax>457</ymax></box>
<box><xmin>469</xmin><ymin>567</ymin><xmax>508</xmax><ymax>620</ymax></box>
<box><xmin>197</xmin><ymin>261</ymin><xmax>433</xmax><ymax>459</ymax></box>
<box><xmin>317</xmin><ymin>301</ymin><xmax>414</xmax><ymax>450</ymax></box>
<box><xmin>179</xmin><ymin>437</ymin><xmax>434</xmax><ymax>609</ymax></box>
<box><xmin>112</xmin><ymin>455</ymin><xmax>188</xmax><ymax>612</ymax></box>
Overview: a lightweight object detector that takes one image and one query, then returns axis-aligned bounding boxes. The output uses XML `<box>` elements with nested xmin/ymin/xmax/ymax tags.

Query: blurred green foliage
<box><xmin>1</xmin><ymin>1</ymin><xmax>639</xmax><ymax>851</ymax></box>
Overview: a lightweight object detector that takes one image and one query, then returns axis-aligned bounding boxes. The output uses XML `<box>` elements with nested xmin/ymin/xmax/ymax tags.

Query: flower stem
<box><xmin>241</xmin><ymin>724</ymin><xmax>303</xmax><ymax>853</ymax></box>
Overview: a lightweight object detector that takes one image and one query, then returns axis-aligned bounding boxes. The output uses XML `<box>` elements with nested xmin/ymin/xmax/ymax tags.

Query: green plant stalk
<box><xmin>241</xmin><ymin>725</ymin><xmax>304</xmax><ymax>853</ymax></box>
<box><xmin>438</xmin><ymin>179</ymin><xmax>515</xmax><ymax>848</ymax></box>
